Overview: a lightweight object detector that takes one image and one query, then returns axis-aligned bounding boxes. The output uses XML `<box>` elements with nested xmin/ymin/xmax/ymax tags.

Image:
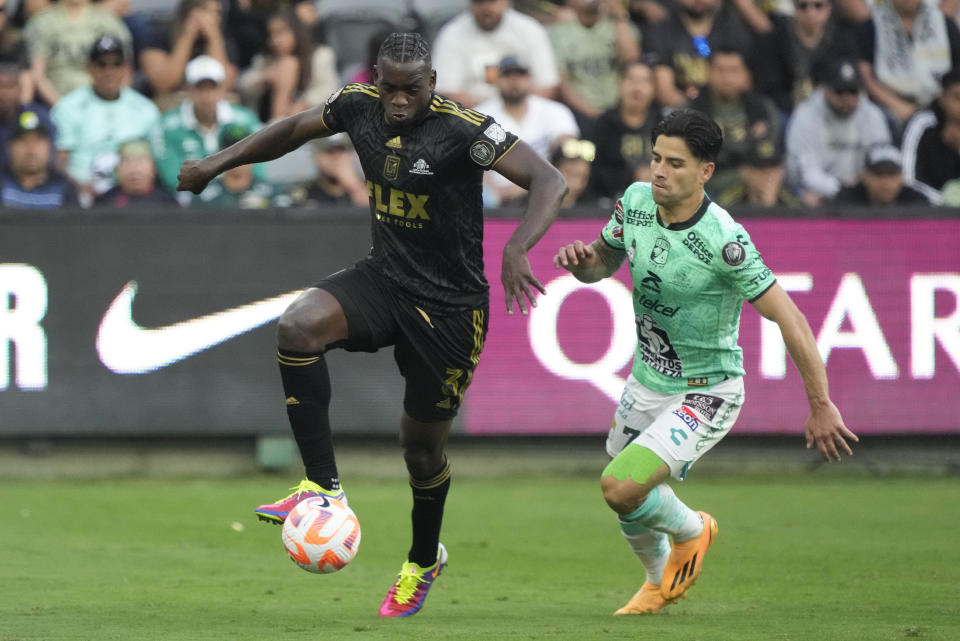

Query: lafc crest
<box><xmin>384</xmin><ymin>154</ymin><xmax>400</xmax><ymax>180</ymax></box>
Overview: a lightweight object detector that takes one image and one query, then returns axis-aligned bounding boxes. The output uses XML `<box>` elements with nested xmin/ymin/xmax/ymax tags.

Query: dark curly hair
<box><xmin>651</xmin><ymin>108</ymin><xmax>723</xmax><ymax>163</ymax></box>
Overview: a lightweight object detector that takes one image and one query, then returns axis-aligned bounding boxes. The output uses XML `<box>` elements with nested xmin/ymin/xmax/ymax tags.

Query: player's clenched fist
<box><xmin>554</xmin><ymin>240</ymin><xmax>595</xmax><ymax>270</ymax></box>
<box><xmin>177</xmin><ymin>158</ymin><xmax>215</xmax><ymax>194</ymax></box>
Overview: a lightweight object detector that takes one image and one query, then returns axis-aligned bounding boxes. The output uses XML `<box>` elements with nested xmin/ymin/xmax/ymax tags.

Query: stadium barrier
<box><xmin>1</xmin><ymin>207</ymin><xmax>958</xmax><ymax>437</ymax></box>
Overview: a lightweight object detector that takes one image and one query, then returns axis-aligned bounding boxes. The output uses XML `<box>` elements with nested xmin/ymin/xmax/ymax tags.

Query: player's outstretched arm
<box><xmin>176</xmin><ymin>106</ymin><xmax>333</xmax><ymax>194</ymax></box>
<box><xmin>554</xmin><ymin>237</ymin><xmax>625</xmax><ymax>284</ymax></box>
<box><xmin>752</xmin><ymin>283</ymin><xmax>859</xmax><ymax>462</ymax></box>
<box><xmin>492</xmin><ymin>140</ymin><xmax>568</xmax><ymax>315</ymax></box>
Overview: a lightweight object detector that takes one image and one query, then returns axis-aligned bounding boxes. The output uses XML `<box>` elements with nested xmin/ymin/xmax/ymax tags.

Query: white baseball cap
<box><xmin>185</xmin><ymin>55</ymin><xmax>226</xmax><ymax>86</ymax></box>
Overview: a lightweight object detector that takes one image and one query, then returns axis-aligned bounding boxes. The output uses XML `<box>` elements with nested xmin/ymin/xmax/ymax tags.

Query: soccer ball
<box><xmin>281</xmin><ymin>496</ymin><xmax>361</xmax><ymax>574</ymax></box>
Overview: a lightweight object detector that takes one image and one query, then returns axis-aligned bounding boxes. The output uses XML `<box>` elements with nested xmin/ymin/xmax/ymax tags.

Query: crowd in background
<box><xmin>1</xmin><ymin>0</ymin><xmax>958</xmax><ymax>212</ymax></box>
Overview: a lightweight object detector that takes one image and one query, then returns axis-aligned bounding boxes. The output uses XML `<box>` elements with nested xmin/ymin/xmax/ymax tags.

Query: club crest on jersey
<box><xmin>722</xmin><ymin>241</ymin><xmax>746</xmax><ymax>266</ymax></box>
<box><xmin>470</xmin><ymin>141</ymin><xmax>496</xmax><ymax>166</ymax></box>
<box><xmin>384</xmin><ymin>155</ymin><xmax>400</xmax><ymax>180</ymax></box>
<box><xmin>650</xmin><ymin>237</ymin><xmax>670</xmax><ymax>266</ymax></box>
<box><xmin>484</xmin><ymin>123</ymin><xmax>507</xmax><ymax>144</ymax></box>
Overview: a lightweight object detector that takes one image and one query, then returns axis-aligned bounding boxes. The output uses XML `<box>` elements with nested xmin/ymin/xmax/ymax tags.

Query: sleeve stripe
<box><xmin>490</xmin><ymin>138</ymin><xmax>520</xmax><ymax>168</ymax></box>
<box><xmin>747</xmin><ymin>279</ymin><xmax>777</xmax><ymax>303</ymax></box>
<box><xmin>430</xmin><ymin>104</ymin><xmax>484</xmax><ymax>125</ymax></box>
<box><xmin>343</xmin><ymin>84</ymin><xmax>379</xmax><ymax>98</ymax></box>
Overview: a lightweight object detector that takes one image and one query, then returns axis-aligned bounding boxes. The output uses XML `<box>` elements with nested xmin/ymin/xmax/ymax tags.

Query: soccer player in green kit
<box><xmin>554</xmin><ymin>108</ymin><xmax>859</xmax><ymax>615</ymax></box>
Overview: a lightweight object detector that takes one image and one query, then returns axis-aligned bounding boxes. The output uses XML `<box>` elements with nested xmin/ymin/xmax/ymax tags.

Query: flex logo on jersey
<box><xmin>650</xmin><ymin>237</ymin><xmax>670</xmax><ymax>266</ymax></box>
<box><xmin>367</xmin><ymin>180</ymin><xmax>430</xmax><ymax>224</ymax></box>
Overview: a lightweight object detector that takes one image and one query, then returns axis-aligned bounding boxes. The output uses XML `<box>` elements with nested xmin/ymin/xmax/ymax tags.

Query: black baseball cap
<box><xmin>498</xmin><ymin>55</ymin><xmax>530</xmax><ymax>75</ymax></box>
<box><xmin>825</xmin><ymin>60</ymin><xmax>861</xmax><ymax>92</ymax></box>
<box><xmin>90</xmin><ymin>35</ymin><xmax>126</xmax><ymax>62</ymax></box>
<box><xmin>11</xmin><ymin>110</ymin><xmax>51</xmax><ymax>139</ymax></box>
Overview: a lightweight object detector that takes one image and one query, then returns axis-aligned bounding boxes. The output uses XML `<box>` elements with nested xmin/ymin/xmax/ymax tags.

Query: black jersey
<box><xmin>321</xmin><ymin>83</ymin><xmax>519</xmax><ymax>313</ymax></box>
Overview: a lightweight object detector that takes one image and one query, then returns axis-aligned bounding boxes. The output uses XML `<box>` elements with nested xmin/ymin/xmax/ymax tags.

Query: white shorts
<box><xmin>605</xmin><ymin>375</ymin><xmax>745</xmax><ymax>480</ymax></box>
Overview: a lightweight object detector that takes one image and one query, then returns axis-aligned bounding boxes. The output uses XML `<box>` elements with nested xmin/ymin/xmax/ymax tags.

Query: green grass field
<box><xmin>2</xmin><ymin>474</ymin><xmax>957</xmax><ymax>641</ymax></box>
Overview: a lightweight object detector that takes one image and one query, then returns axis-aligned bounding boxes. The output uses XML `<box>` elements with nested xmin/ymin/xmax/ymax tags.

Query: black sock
<box><xmin>408</xmin><ymin>461</ymin><xmax>451</xmax><ymax>567</ymax></box>
<box><xmin>277</xmin><ymin>349</ymin><xmax>339</xmax><ymax>491</ymax></box>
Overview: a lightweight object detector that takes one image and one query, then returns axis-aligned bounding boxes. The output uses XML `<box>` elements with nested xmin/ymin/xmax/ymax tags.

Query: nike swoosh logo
<box><xmin>96</xmin><ymin>281</ymin><xmax>301</xmax><ymax>374</ymax></box>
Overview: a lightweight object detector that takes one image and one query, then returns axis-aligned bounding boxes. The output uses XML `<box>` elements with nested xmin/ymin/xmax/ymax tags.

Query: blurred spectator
<box><xmin>92</xmin><ymin>139</ymin><xmax>178</xmax><ymax>207</ymax></box>
<box><xmin>753</xmin><ymin>0</ymin><xmax>860</xmax><ymax>114</ymax></box>
<box><xmin>11</xmin><ymin>0</ymin><xmax>53</xmax><ymax>28</ymax></box>
<box><xmin>139</xmin><ymin>0</ymin><xmax>239</xmax><ymax>103</ymax></box>
<box><xmin>224</xmin><ymin>0</ymin><xmax>270</xmax><ymax>70</ymax></box>
<box><xmin>550</xmin><ymin>137</ymin><xmax>596</xmax><ymax>208</ymax></box>
<box><xmin>1</xmin><ymin>110</ymin><xmax>78</xmax><ymax>207</ymax></box>
<box><xmin>901</xmin><ymin>70</ymin><xmax>960</xmax><ymax>205</ymax></box>
<box><xmin>24</xmin><ymin>0</ymin><xmax>132</xmax><ymax>105</ymax></box>
<box><xmin>51</xmin><ymin>35</ymin><xmax>160</xmax><ymax>202</ymax></box>
<box><xmin>95</xmin><ymin>0</ymin><xmax>152</xmax><ymax>65</ymax></box>
<box><xmin>476</xmin><ymin>55</ymin><xmax>579</xmax><ymax>205</ymax></box>
<box><xmin>0</xmin><ymin>62</ymin><xmax>53</xmax><ymax>174</ymax></box>
<box><xmin>785</xmin><ymin>59</ymin><xmax>891</xmax><ymax>206</ymax></box>
<box><xmin>237</xmin><ymin>9</ymin><xmax>339</xmax><ymax>122</ymax></box>
<box><xmin>727</xmin><ymin>0</ymin><xmax>774</xmax><ymax>35</ymax></box>
<box><xmin>644</xmin><ymin>0</ymin><xmax>755</xmax><ymax>106</ymax></box>
<box><xmin>590</xmin><ymin>61</ymin><xmax>663</xmax><ymax>200</ymax></box>
<box><xmin>833</xmin><ymin>0</ymin><xmax>871</xmax><ymax>24</ymax></box>
<box><xmin>293</xmin><ymin>133</ymin><xmax>368</xmax><ymax>207</ymax></box>
<box><xmin>548</xmin><ymin>0</ymin><xmax>640</xmax><ymax>136</ymax></box>
<box><xmin>0</xmin><ymin>0</ymin><xmax>30</xmax><ymax>75</ymax></box>
<box><xmin>628</xmin><ymin>0</ymin><xmax>671</xmax><ymax>42</ymax></box>
<box><xmin>433</xmin><ymin>0</ymin><xmax>559</xmax><ymax>107</ymax></box>
<box><xmin>690</xmin><ymin>47</ymin><xmax>787</xmax><ymax>206</ymax></box>
<box><xmin>153</xmin><ymin>55</ymin><xmax>263</xmax><ymax>198</ymax></box>
<box><xmin>857</xmin><ymin>0</ymin><xmax>960</xmax><ymax>129</ymax></box>
<box><xmin>833</xmin><ymin>142</ymin><xmax>931</xmax><ymax>205</ymax></box>
<box><xmin>348</xmin><ymin>27</ymin><xmax>393</xmax><ymax>86</ymax></box>
<box><xmin>191</xmin><ymin>123</ymin><xmax>292</xmax><ymax>208</ymax></box>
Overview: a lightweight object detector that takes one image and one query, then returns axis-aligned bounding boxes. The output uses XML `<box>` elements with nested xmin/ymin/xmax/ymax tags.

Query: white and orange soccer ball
<box><xmin>281</xmin><ymin>496</ymin><xmax>361</xmax><ymax>574</ymax></box>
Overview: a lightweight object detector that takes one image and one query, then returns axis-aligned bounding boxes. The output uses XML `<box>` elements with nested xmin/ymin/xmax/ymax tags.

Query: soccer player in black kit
<box><xmin>176</xmin><ymin>33</ymin><xmax>567</xmax><ymax>617</ymax></box>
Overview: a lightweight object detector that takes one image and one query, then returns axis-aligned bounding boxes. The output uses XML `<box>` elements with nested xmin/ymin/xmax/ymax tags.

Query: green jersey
<box><xmin>600</xmin><ymin>182</ymin><xmax>776</xmax><ymax>394</ymax></box>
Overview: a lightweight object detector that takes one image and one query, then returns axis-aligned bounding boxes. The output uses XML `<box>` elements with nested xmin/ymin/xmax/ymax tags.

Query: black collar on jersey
<box><xmin>656</xmin><ymin>194</ymin><xmax>711</xmax><ymax>231</ymax></box>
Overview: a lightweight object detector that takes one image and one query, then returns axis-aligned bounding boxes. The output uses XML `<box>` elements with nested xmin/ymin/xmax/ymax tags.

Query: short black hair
<box><xmin>651</xmin><ymin>108</ymin><xmax>723</xmax><ymax>163</ymax></box>
<box><xmin>377</xmin><ymin>32</ymin><xmax>431</xmax><ymax>68</ymax></box>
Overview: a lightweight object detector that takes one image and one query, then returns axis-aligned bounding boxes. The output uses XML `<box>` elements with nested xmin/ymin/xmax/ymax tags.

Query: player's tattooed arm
<box><xmin>177</xmin><ymin>106</ymin><xmax>333</xmax><ymax>194</ymax></box>
<box><xmin>553</xmin><ymin>236</ymin><xmax>626</xmax><ymax>283</ymax></box>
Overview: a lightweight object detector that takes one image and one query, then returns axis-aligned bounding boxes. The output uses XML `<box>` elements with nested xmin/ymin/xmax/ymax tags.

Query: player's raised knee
<box><xmin>277</xmin><ymin>289</ymin><xmax>346</xmax><ymax>352</ymax></box>
<box><xmin>601</xmin><ymin>475</ymin><xmax>647</xmax><ymax>515</ymax></box>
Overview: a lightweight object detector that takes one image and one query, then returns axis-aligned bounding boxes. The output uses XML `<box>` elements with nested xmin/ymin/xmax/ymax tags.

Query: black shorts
<box><xmin>315</xmin><ymin>262</ymin><xmax>489</xmax><ymax>422</ymax></box>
